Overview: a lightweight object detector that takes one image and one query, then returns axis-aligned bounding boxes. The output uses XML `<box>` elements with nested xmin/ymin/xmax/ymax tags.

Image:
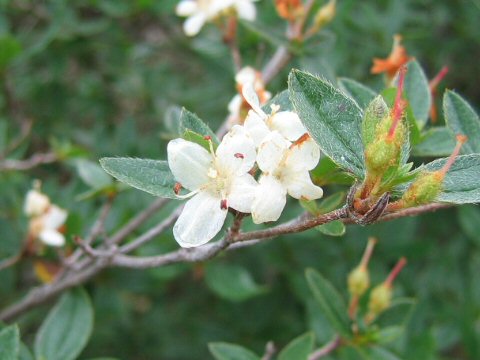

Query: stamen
<box><xmin>385</xmin><ymin>257</ymin><xmax>407</xmax><ymax>287</ymax></box>
<box><xmin>234</xmin><ymin>153</ymin><xmax>244</xmax><ymax>159</ymax></box>
<box><xmin>220</xmin><ymin>199</ymin><xmax>228</xmax><ymax>210</ymax></box>
<box><xmin>204</xmin><ymin>135</ymin><xmax>216</xmax><ymax>157</ymax></box>
<box><xmin>291</xmin><ymin>133</ymin><xmax>310</xmax><ymax>148</ymax></box>
<box><xmin>173</xmin><ymin>182</ymin><xmax>182</xmax><ymax>195</ymax></box>
<box><xmin>438</xmin><ymin>134</ymin><xmax>467</xmax><ymax>178</ymax></box>
<box><xmin>387</xmin><ymin>66</ymin><xmax>407</xmax><ymax>140</ymax></box>
<box><xmin>203</xmin><ymin>136</ymin><xmax>212</xmax><ymax>141</ymax></box>
<box><xmin>174</xmin><ymin>189</ymin><xmax>200</xmax><ymax>200</ymax></box>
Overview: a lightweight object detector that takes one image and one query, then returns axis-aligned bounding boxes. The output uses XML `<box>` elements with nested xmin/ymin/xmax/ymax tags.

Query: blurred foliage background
<box><xmin>0</xmin><ymin>0</ymin><xmax>479</xmax><ymax>359</ymax></box>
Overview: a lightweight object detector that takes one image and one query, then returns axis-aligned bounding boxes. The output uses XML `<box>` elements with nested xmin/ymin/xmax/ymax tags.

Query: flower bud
<box><xmin>313</xmin><ymin>0</ymin><xmax>336</xmax><ymax>30</ymax></box>
<box><xmin>367</xmin><ymin>283</ymin><xmax>392</xmax><ymax>316</ymax></box>
<box><xmin>399</xmin><ymin>134</ymin><xmax>467</xmax><ymax>208</ymax></box>
<box><xmin>362</xmin><ymin>95</ymin><xmax>389</xmax><ymax>147</ymax></box>
<box><xmin>348</xmin><ymin>266</ymin><xmax>370</xmax><ymax>297</ymax></box>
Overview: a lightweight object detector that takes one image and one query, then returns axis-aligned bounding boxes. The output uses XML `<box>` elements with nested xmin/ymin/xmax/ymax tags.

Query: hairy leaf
<box><xmin>278</xmin><ymin>332</ymin><xmax>315</xmax><ymax>360</ymax></box>
<box><xmin>339</xmin><ymin>77</ymin><xmax>376</xmax><ymax>110</ymax></box>
<box><xmin>0</xmin><ymin>325</ymin><xmax>19</xmax><ymax>360</ymax></box>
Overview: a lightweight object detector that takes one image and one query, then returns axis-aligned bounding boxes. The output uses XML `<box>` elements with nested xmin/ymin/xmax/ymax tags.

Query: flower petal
<box><xmin>252</xmin><ymin>175</ymin><xmax>287</xmax><ymax>224</ymax></box>
<box><xmin>256</xmin><ymin>131</ymin><xmax>290</xmax><ymax>173</ymax></box>
<box><xmin>267</xmin><ymin>111</ymin><xmax>307</xmax><ymax>142</ymax></box>
<box><xmin>24</xmin><ymin>189</ymin><xmax>50</xmax><ymax>217</ymax></box>
<box><xmin>235</xmin><ymin>0</ymin><xmax>256</xmax><ymax>21</ymax></box>
<box><xmin>39</xmin><ymin>229</ymin><xmax>65</xmax><ymax>247</ymax></box>
<box><xmin>183</xmin><ymin>13</ymin><xmax>206</xmax><ymax>36</ymax></box>
<box><xmin>242</xmin><ymin>83</ymin><xmax>267</xmax><ymax>119</ymax></box>
<box><xmin>216</xmin><ymin>125</ymin><xmax>256</xmax><ymax>175</ymax></box>
<box><xmin>235</xmin><ymin>66</ymin><xmax>257</xmax><ymax>85</ymax></box>
<box><xmin>244</xmin><ymin>110</ymin><xmax>271</xmax><ymax>147</ymax></box>
<box><xmin>173</xmin><ymin>191</ymin><xmax>228</xmax><ymax>248</ymax></box>
<box><xmin>227</xmin><ymin>174</ymin><xmax>257</xmax><ymax>213</ymax></box>
<box><xmin>283</xmin><ymin>169</ymin><xmax>323</xmax><ymax>200</ymax></box>
<box><xmin>42</xmin><ymin>205</ymin><xmax>68</xmax><ymax>230</ymax></box>
<box><xmin>176</xmin><ymin>0</ymin><xmax>198</xmax><ymax>16</ymax></box>
<box><xmin>167</xmin><ymin>138</ymin><xmax>212</xmax><ymax>191</ymax></box>
<box><xmin>285</xmin><ymin>136</ymin><xmax>321</xmax><ymax>171</ymax></box>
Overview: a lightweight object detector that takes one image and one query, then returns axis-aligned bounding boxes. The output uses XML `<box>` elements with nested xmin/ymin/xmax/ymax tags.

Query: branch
<box><xmin>0</xmin><ymin>152</ymin><xmax>57</xmax><ymax>171</ymax></box>
<box><xmin>308</xmin><ymin>335</ymin><xmax>341</xmax><ymax>360</ymax></box>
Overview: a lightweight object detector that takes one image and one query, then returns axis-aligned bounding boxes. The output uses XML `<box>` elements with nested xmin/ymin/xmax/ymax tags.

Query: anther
<box><xmin>173</xmin><ymin>182</ymin><xmax>182</xmax><ymax>195</ymax></box>
<box><xmin>234</xmin><ymin>153</ymin><xmax>245</xmax><ymax>159</ymax></box>
<box><xmin>203</xmin><ymin>135</ymin><xmax>212</xmax><ymax>141</ymax></box>
<box><xmin>220</xmin><ymin>199</ymin><xmax>228</xmax><ymax>210</ymax></box>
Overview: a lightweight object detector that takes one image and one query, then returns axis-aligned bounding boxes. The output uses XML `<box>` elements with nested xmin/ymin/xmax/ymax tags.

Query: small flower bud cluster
<box><xmin>361</xmin><ymin>67</ymin><xmax>408</xmax><ymax>198</ymax></box>
<box><xmin>347</xmin><ymin>238</ymin><xmax>407</xmax><ymax>325</ymax></box>
<box><xmin>24</xmin><ymin>183</ymin><xmax>68</xmax><ymax>247</ymax></box>
<box><xmin>167</xmin><ymin>82</ymin><xmax>323</xmax><ymax>248</ymax></box>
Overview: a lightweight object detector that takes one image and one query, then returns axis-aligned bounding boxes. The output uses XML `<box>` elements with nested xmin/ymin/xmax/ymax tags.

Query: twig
<box><xmin>308</xmin><ymin>335</ymin><xmax>341</xmax><ymax>360</ymax></box>
<box><xmin>0</xmin><ymin>253</ymin><xmax>22</xmax><ymax>271</ymax></box>
<box><xmin>0</xmin><ymin>152</ymin><xmax>57</xmax><ymax>171</ymax></box>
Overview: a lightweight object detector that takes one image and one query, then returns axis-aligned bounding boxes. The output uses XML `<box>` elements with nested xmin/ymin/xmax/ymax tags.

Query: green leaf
<box><xmin>179</xmin><ymin>108</ymin><xmax>218</xmax><ymax>144</ymax></box>
<box><xmin>412</xmin><ymin>127</ymin><xmax>456</xmax><ymax>157</ymax></box>
<box><xmin>444</xmin><ymin>90</ymin><xmax>480</xmax><ymax>154</ymax></box>
<box><xmin>0</xmin><ymin>35</ymin><xmax>22</xmax><ymax>70</ymax></box>
<box><xmin>311</xmin><ymin>157</ymin><xmax>355</xmax><ymax>186</ymax></box>
<box><xmin>34</xmin><ymin>288</ymin><xmax>94</xmax><ymax>360</ymax></box>
<box><xmin>289</xmin><ymin>70</ymin><xmax>365</xmax><ymax>178</ymax></box>
<box><xmin>75</xmin><ymin>159</ymin><xmax>112</xmax><ymax>189</ymax></box>
<box><xmin>0</xmin><ymin>324</ymin><xmax>20</xmax><ymax>360</ymax></box>
<box><xmin>278</xmin><ymin>332</ymin><xmax>315</xmax><ymax>360</ymax></box>
<box><xmin>19</xmin><ymin>344</ymin><xmax>33</xmax><ymax>360</ymax></box>
<box><xmin>362</xmin><ymin>346</ymin><xmax>403</xmax><ymax>360</ymax></box>
<box><xmin>374</xmin><ymin>326</ymin><xmax>405</xmax><ymax>345</ymax></box>
<box><xmin>421</xmin><ymin>154</ymin><xmax>480</xmax><ymax>203</ymax></box>
<box><xmin>208</xmin><ymin>342</ymin><xmax>260</xmax><ymax>360</ymax></box>
<box><xmin>100</xmin><ymin>157</ymin><xmax>179</xmax><ymax>199</ymax></box>
<box><xmin>305</xmin><ymin>268</ymin><xmax>351</xmax><ymax>337</ymax></box>
<box><xmin>316</xmin><ymin>220</ymin><xmax>346</xmax><ymax>237</ymax></box>
<box><xmin>205</xmin><ymin>263</ymin><xmax>267</xmax><ymax>302</ymax></box>
<box><xmin>338</xmin><ymin>78</ymin><xmax>376</xmax><ymax>110</ymax></box>
<box><xmin>400</xmin><ymin>60</ymin><xmax>431</xmax><ymax>128</ymax></box>
<box><xmin>263</xmin><ymin>90</ymin><xmax>293</xmax><ymax>112</ymax></box>
<box><xmin>318</xmin><ymin>192</ymin><xmax>345</xmax><ymax>213</ymax></box>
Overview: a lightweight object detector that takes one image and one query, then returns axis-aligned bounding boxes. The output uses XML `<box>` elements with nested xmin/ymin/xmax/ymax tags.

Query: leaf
<box><xmin>311</xmin><ymin>157</ymin><xmax>355</xmax><ymax>186</ymax></box>
<box><xmin>0</xmin><ymin>35</ymin><xmax>22</xmax><ymax>70</ymax></box>
<box><xmin>338</xmin><ymin>78</ymin><xmax>376</xmax><ymax>110</ymax></box>
<box><xmin>374</xmin><ymin>326</ymin><xmax>405</xmax><ymax>345</ymax></box>
<box><xmin>179</xmin><ymin>108</ymin><xmax>218</xmax><ymax>144</ymax></box>
<box><xmin>0</xmin><ymin>324</ymin><xmax>20</xmax><ymax>360</ymax></box>
<box><xmin>263</xmin><ymin>90</ymin><xmax>293</xmax><ymax>112</ymax></box>
<box><xmin>398</xmin><ymin>60</ymin><xmax>431</xmax><ymax>128</ymax></box>
<box><xmin>205</xmin><ymin>263</ymin><xmax>267</xmax><ymax>302</ymax></box>
<box><xmin>19</xmin><ymin>344</ymin><xmax>33</xmax><ymax>360</ymax></box>
<box><xmin>100</xmin><ymin>157</ymin><xmax>180</xmax><ymax>199</ymax></box>
<box><xmin>34</xmin><ymin>288</ymin><xmax>94</xmax><ymax>360</ymax></box>
<box><xmin>75</xmin><ymin>159</ymin><xmax>113</xmax><ymax>189</ymax></box>
<box><xmin>316</xmin><ymin>220</ymin><xmax>346</xmax><ymax>237</ymax></box>
<box><xmin>208</xmin><ymin>342</ymin><xmax>260</xmax><ymax>360</ymax></box>
<box><xmin>305</xmin><ymin>268</ymin><xmax>351</xmax><ymax>337</ymax></box>
<box><xmin>317</xmin><ymin>192</ymin><xmax>346</xmax><ymax>213</ymax></box>
<box><xmin>444</xmin><ymin>90</ymin><xmax>480</xmax><ymax>154</ymax></box>
<box><xmin>421</xmin><ymin>154</ymin><xmax>480</xmax><ymax>203</ymax></box>
<box><xmin>289</xmin><ymin>70</ymin><xmax>365</xmax><ymax>178</ymax></box>
<box><xmin>278</xmin><ymin>332</ymin><xmax>315</xmax><ymax>360</ymax></box>
<box><xmin>362</xmin><ymin>346</ymin><xmax>403</xmax><ymax>360</ymax></box>
<box><xmin>412</xmin><ymin>127</ymin><xmax>456</xmax><ymax>157</ymax></box>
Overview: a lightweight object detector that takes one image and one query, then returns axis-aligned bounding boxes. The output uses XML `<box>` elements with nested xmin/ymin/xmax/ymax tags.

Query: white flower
<box><xmin>24</xmin><ymin>189</ymin><xmax>51</xmax><ymax>217</ymax></box>
<box><xmin>167</xmin><ymin>125</ymin><xmax>257</xmax><ymax>248</ymax></box>
<box><xmin>252</xmin><ymin>131</ymin><xmax>323</xmax><ymax>223</ymax></box>
<box><xmin>242</xmin><ymin>83</ymin><xmax>309</xmax><ymax>146</ymax></box>
<box><xmin>176</xmin><ymin>0</ymin><xmax>257</xmax><ymax>37</ymax></box>
<box><xmin>30</xmin><ymin>205</ymin><xmax>68</xmax><ymax>247</ymax></box>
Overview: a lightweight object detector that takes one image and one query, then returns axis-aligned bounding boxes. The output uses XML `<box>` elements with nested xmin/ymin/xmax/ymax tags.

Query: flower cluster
<box><xmin>168</xmin><ymin>83</ymin><xmax>323</xmax><ymax>248</ymax></box>
<box><xmin>24</xmin><ymin>185</ymin><xmax>68</xmax><ymax>247</ymax></box>
<box><xmin>176</xmin><ymin>0</ymin><xmax>257</xmax><ymax>37</ymax></box>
